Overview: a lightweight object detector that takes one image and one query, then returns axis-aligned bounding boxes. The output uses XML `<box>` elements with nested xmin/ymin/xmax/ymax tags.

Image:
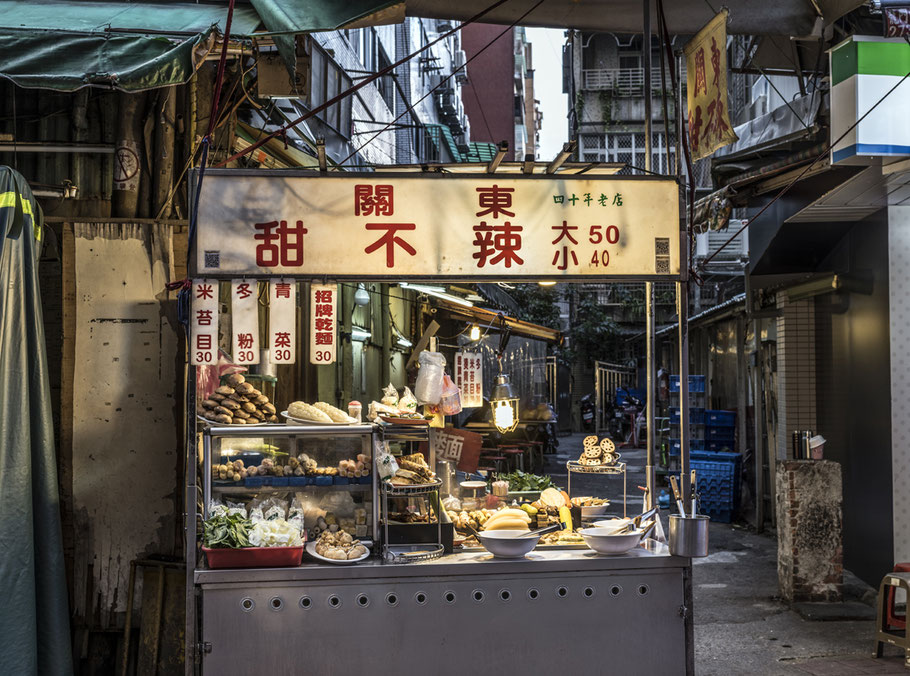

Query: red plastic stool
<box><xmin>498</xmin><ymin>446</ymin><xmax>525</xmax><ymax>472</ymax></box>
<box><xmin>887</xmin><ymin>562</ymin><xmax>910</xmax><ymax>630</ymax></box>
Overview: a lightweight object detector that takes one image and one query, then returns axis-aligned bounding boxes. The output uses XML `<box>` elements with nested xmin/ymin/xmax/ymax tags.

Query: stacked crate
<box><xmin>668</xmin><ymin>375</ymin><xmax>705</xmax><ymax>456</ymax></box>
<box><xmin>704</xmin><ymin>409</ymin><xmax>736</xmax><ymax>452</ymax></box>
<box><xmin>691</xmin><ymin>450</ymin><xmax>741</xmax><ymax>523</ymax></box>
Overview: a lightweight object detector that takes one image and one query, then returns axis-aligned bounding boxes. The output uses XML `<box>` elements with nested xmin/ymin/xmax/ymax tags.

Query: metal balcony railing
<box><xmin>581</xmin><ymin>67</ymin><xmax>685</xmax><ymax>96</ymax></box>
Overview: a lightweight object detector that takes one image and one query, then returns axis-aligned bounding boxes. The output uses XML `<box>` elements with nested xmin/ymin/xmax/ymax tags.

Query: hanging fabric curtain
<box><xmin>0</xmin><ymin>166</ymin><xmax>73</xmax><ymax>675</ymax></box>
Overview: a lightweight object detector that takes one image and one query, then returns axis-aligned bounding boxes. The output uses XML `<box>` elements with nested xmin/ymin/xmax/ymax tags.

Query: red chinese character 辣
<box><xmin>475</xmin><ymin>185</ymin><xmax>515</xmax><ymax>219</ymax></box>
<box><xmin>235</xmin><ymin>282</ymin><xmax>253</xmax><ymax>299</ymax></box>
<box><xmin>473</xmin><ymin>221</ymin><xmax>524</xmax><ymax>268</ymax></box>
<box><xmin>364</xmin><ymin>223</ymin><xmax>417</xmax><ymax>268</ymax></box>
<box><xmin>196</xmin><ymin>283</ymin><xmax>214</xmax><ymax>300</ymax></box>
<box><xmin>354</xmin><ymin>184</ymin><xmax>394</xmax><ymax>217</ymax></box>
<box><xmin>254</xmin><ymin>220</ymin><xmax>308</xmax><ymax>267</ymax></box>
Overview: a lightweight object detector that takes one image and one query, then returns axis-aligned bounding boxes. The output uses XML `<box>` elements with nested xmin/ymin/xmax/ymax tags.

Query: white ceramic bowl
<box><xmin>476</xmin><ymin>529</ymin><xmax>540</xmax><ymax>558</ymax></box>
<box><xmin>591</xmin><ymin>517</ymin><xmax>633</xmax><ymax>534</ymax></box>
<box><xmin>578</xmin><ymin>527</ymin><xmax>644</xmax><ymax>555</ymax></box>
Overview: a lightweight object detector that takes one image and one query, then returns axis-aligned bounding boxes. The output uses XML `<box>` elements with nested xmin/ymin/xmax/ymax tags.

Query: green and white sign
<box><xmin>830</xmin><ymin>36</ymin><xmax>910</xmax><ymax>165</ymax></box>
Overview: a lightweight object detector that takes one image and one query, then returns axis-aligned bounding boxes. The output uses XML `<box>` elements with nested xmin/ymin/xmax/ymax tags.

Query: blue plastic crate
<box><xmin>243</xmin><ymin>476</ymin><xmax>265</xmax><ymax>488</ymax></box>
<box><xmin>704</xmin><ymin>439</ymin><xmax>736</xmax><ymax>452</ymax></box>
<box><xmin>669</xmin><ymin>375</ymin><xmax>706</xmax><ymax>393</ymax></box>
<box><xmin>703</xmin><ymin>506</ymin><xmax>733</xmax><ymax>523</ymax></box>
<box><xmin>616</xmin><ymin>387</ymin><xmax>646</xmax><ymax>406</ymax></box>
<box><xmin>334</xmin><ymin>476</ymin><xmax>350</xmax><ymax>485</ymax></box>
<box><xmin>358</xmin><ymin>474</ymin><xmax>372</xmax><ymax>485</ymax></box>
<box><xmin>669</xmin><ymin>407</ymin><xmax>706</xmax><ymax>425</ymax></box>
<box><xmin>705</xmin><ymin>410</ymin><xmax>736</xmax><ymax>427</ymax></box>
<box><xmin>667</xmin><ymin>438</ymin><xmax>706</xmax><ymax>457</ymax></box>
<box><xmin>288</xmin><ymin>476</ymin><xmax>308</xmax><ymax>487</ymax></box>
<box><xmin>313</xmin><ymin>475</ymin><xmax>333</xmax><ymax>486</ymax></box>
<box><xmin>705</xmin><ymin>426</ymin><xmax>736</xmax><ymax>441</ymax></box>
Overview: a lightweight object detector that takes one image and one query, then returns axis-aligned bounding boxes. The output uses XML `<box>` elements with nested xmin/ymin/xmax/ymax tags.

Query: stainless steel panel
<box><xmin>201</xmin><ymin>566</ymin><xmax>688</xmax><ymax>675</ymax></box>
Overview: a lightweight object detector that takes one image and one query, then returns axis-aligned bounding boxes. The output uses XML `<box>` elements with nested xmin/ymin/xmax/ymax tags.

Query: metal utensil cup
<box><xmin>668</xmin><ymin>515</ymin><xmax>709</xmax><ymax>558</ymax></box>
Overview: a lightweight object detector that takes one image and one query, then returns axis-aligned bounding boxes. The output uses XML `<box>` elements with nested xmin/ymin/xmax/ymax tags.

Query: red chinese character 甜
<box><xmin>364</xmin><ymin>223</ymin><xmax>417</xmax><ymax>268</ymax></box>
<box><xmin>195</xmin><ymin>309</ymin><xmax>213</xmax><ymax>326</ymax></box>
<box><xmin>274</xmin><ymin>331</ymin><xmax>291</xmax><ymax>348</ymax></box>
<box><xmin>315</xmin><ymin>332</ymin><xmax>333</xmax><ymax>346</ymax></box>
<box><xmin>475</xmin><ymin>185</ymin><xmax>515</xmax><ymax>219</ymax></box>
<box><xmin>254</xmin><ymin>220</ymin><xmax>308</xmax><ymax>267</ymax></box>
<box><xmin>473</xmin><ymin>221</ymin><xmax>524</xmax><ymax>268</ymax></box>
<box><xmin>235</xmin><ymin>282</ymin><xmax>253</xmax><ymax>299</ymax></box>
<box><xmin>237</xmin><ymin>333</ymin><xmax>255</xmax><ymax>349</ymax></box>
<box><xmin>196</xmin><ymin>283</ymin><xmax>214</xmax><ymax>300</ymax></box>
<box><xmin>274</xmin><ymin>282</ymin><xmax>292</xmax><ymax>298</ymax></box>
<box><xmin>354</xmin><ymin>184</ymin><xmax>394</xmax><ymax>217</ymax></box>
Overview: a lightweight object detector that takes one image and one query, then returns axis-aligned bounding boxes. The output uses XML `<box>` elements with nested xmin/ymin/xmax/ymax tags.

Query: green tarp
<box><xmin>0</xmin><ymin>167</ymin><xmax>73</xmax><ymax>675</ymax></box>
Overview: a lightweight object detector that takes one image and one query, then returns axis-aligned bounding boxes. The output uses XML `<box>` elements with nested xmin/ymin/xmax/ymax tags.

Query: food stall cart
<box><xmin>185</xmin><ymin>167</ymin><xmax>695</xmax><ymax>675</ymax></box>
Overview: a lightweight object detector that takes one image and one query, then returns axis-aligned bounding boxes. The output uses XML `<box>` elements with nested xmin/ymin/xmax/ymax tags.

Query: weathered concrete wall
<box><xmin>776</xmin><ymin>460</ymin><xmax>843</xmax><ymax>602</ymax></box>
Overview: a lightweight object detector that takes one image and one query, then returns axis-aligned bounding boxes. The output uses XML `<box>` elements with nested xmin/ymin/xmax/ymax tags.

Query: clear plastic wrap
<box><xmin>415</xmin><ymin>351</ymin><xmax>446</xmax><ymax>404</ymax></box>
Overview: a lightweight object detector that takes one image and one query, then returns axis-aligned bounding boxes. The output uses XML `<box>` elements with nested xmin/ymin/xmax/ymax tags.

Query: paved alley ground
<box><xmin>545</xmin><ymin>434</ymin><xmax>907</xmax><ymax>674</ymax></box>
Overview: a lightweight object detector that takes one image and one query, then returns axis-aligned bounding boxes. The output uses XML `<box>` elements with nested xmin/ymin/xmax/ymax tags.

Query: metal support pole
<box><xmin>643</xmin><ymin>0</ymin><xmax>656</xmax><ymax>509</ymax></box>
<box><xmin>678</xmin><ymin>281</ymin><xmax>690</xmax><ymax>506</ymax></box>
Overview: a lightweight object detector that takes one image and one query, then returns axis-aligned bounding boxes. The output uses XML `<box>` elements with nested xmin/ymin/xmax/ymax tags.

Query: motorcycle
<box><xmin>580</xmin><ymin>392</ymin><xmax>596</xmax><ymax>432</ymax></box>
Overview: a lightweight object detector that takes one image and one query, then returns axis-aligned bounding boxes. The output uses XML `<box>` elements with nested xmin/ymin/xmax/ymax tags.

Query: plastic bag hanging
<box><xmin>439</xmin><ymin>374</ymin><xmax>463</xmax><ymax>415</ymax></box>
<box><xmin>415</xmin><ymin>351</ymin><xmax>446</xmax><ymax>404</ymax></box>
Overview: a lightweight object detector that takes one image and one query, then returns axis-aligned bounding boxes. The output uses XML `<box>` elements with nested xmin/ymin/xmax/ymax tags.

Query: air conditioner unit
<box><xmin>454</xmin><ymin>49</ymin><xmax>468</xmax><ymax>84</ymax></box>
<box><xmin>256</xmin><ymin>37</ymin><xmax>311</xmax><ymax>99</ymax></box>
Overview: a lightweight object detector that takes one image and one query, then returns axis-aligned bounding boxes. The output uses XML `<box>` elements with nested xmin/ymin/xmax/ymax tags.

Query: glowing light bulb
<box><xmin>469</xmin><ymin>324</ymin><xmax>481</xmax><ymax>341</ymax></box>
<box><xmin>493</xmin><ymin>401</ymin><xmax>514</xmax><ymax>431</ymax></box>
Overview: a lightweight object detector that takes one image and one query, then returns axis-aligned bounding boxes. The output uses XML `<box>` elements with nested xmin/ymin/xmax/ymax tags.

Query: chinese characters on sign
<box><xmin>309</xmin><ymin>284</ymin><xmax>337</xmax><ymax>365</ymax></box>
<box><xmin>455</xmin><ymin>352</ymin><xmax>483</xmax><ymax>408</ymax></box>
<box><xmin>190</xmin><ymin>279</ymin><xmax>219</xmax><ymax>366</ymax></box>
<box><xmin>269</xmin><ymin>279</ymin><xmax>296</xmax><ymax>364</ymax></box>
<box><xmin>231</xmin><ymin>279</ymin><xmax>260</xmax><ymax>364</ymax></box>
<box><xmin>684</xmin><ymin>9</ymin><xmax>737</xmax><ymax>160</ymax></box>
<box><xmin>431</xmin><ymin>428</ymin><xmax>483</xmax><ymax>474</ymax></box>
<box><xmin>195</xmin><ymin>174</ymin><xmax>681</xmax><ymax>278</ymax></box>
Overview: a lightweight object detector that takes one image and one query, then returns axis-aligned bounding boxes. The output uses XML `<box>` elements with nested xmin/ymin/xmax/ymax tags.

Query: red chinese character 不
<box><xmin>314</xmin><ymin>290</ymin><xmax>333</xmax><ymax>303</ymax></box>
<box><xmin>274</xmin><ymin>331</ymin><xmax>291</xmax><ymax>347</ymax></box>
<box><xmin>688</xmin><ymin>105</ymin><xmax>704</xmax><ymax>154</ymax></box>
<box><xmin>315</xmin><ymin>317</ymin><xmax>333</xmax><ymax>331</ymax></box>
<box><xmin>195</xmin><ymin>309</ymin><xmax>213</xmax><ymax>326</ymax></box>
<box><xmin>235</xmin><ymin>282</ymin><xmax>253</xmax><ymax>299</ymax></box>
<box><xmin>196</xmin><ymin>283</ymin><xmax>214</xmax><ymax>300</ymax></box>
<box><xmin>694</xmin><ymin>47</ymin><xmax>707</xmax><ymax>96</ymax></box>
<box><xmin>254</xmin><ymin>220</ymin><xmax>308</xmax><ymax>267</ymax></box>
<box><xmin>472</xmin><ymin>221</ymin><xmax>524</xmax><ymax>268</ymax></box>
<box><xmin>315</xmin><ymin>304</ymin><xmax>333</xmax><ymax>317</ymax></box>
<box><xmin>315</xmin><ymin>332</ymin><xmax>333</xmax><ymax>346</ymax></box>
<box><xmin>475</xmin><ymin>185</ymin><xmax>515</xmax><ymax>219</ymax></box>
<box><xmin>237</xmin><ymin>333</ymin><xmax>255</xmax><ymax>349</ymax></box>
<box><xmin>196</xmin><ymin>334</ymin><xmax>212</xmax><ymax>350</ymax></box>
<box><xmin>275</xmin><ymin>282</ymin><xmax>292</xmax><ymax>298</ymax></box>
<box><xmin>364</xmin><ymin>223</ymin><xmax>417</xmax><ymax>268</ymax></box>
<box><xmin>354</xmin><ymin>184</ymin><xmax>394</xmax><ymax>217</ymax></box>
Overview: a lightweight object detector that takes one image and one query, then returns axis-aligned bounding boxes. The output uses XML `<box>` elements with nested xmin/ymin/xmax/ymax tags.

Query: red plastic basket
<box><xmin>203</xmin><ymin>546</ymin><xmax>304</xmax><ymax>569</ymax></box>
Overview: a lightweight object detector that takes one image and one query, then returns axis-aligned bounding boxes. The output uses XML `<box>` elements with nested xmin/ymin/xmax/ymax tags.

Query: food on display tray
<box><xmin>480</xmin><ymin>508</ymin><xmax>531</xmax><ymax>532</ymax></box>
<box><xmin>287</xmin><ymin>400</ymin><xmax>358</xmax><ymax>424</ymax></box>
<box><xmin>570</xmin><ymin>496</ymin><xmax>610</xmax><ymax>507</ymax></box>
<box><xmin>387</xmin><ymin>453</ymin><xmax>437</xmax><ymax>486</ymax></box>
<box><xmin>200</xmin><ymin>373</ymin><xmax>278</xmax><ymax>424</ymax></box>
<box><xmin>495</xmin><ymin>470</ymin><xmax>555</xmax><ymax>492</ymax></box>
<box><xmin>577</xmin><ymin>435</ymin><xmax>619</xmax><ymax>466</ymax></box>
<box><xmin>313</xmin><ymin>530</ymin><xmax>369</xmax><ymax>561</ymax></box>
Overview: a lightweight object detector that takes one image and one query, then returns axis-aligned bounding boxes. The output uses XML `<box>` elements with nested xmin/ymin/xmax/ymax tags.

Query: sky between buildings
<box><xmin>526</xmin><ymin>27</ymin><xmax>569</xmax><ymax>160</ymax></box>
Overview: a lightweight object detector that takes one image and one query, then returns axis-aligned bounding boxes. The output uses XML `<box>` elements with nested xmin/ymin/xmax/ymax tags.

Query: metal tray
<box><xmin>381</xmin><ymin>478</ymin><xmax>442</xmax><ymax>495</ymax></box>
<box><xmin>382</xmin><ymin>543</ymin><xmax>444</xmax><ymax>563</ymax></box>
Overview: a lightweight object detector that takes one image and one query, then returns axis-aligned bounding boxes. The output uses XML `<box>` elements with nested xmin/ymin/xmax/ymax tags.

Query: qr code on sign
<box><xmin>204</xmin><ymin>251</ymin><xmax>220</xmax><ymax>268</ymax></box>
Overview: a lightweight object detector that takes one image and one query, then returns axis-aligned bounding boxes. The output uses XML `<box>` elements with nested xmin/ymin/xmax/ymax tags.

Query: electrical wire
<box><xmin>702</xmin><ymin>53</ymin><xmax>910</xmax><ymax>267</ymax></box>
<box><xmin>337</xmin><ymin>0</ymin><xmax>546</xmax><ymax>166</ymax></box>
<box><xmin>214</xmin><ymin>0</ymin><xmax>517</xmax><ymax>168</ymax></box>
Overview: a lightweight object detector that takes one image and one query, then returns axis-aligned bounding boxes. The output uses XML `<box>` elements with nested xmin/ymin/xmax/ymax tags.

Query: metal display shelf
<box><xmin>380</xmin><ymin>477</ymin><xmax>443</xmax><ymax>564</ymax></box>
<box><xmin>212</xmin><ymin>483</ymin><xmax>372</xmax><ymax>494</ymax></box>
<box><xmin>566</xmin><ymin>460</ymin><xmax>627</xmax><ymax>517</ymax></box>
<box><xmin>380</xmin><ymin>478</ymin><xmax>442</xmax><ymax>496</ymax></box>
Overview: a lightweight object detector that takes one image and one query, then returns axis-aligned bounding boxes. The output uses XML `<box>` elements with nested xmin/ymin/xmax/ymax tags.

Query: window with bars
<box><xmin>579</xmin><ymin>131</ymin><xmax>678</xmax><ymax>175</ymax></box>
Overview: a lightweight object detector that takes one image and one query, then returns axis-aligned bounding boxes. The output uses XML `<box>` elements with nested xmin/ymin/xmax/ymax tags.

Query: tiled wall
<box><xmin>889</xmin><ymin>205</ymin><xmax>910</xmax><ymax>564</ymax></box>
<box><xmin>776</xmin><ymin>295</ymin><xmax>817</xmax><ymax>459</ymax></box>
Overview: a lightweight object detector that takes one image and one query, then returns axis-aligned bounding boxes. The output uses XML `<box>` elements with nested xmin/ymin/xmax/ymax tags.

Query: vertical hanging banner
<box><xmin>310</xmin><ymin>283</ymin><xmax>337</xmax><ymax>365</ymax></box>
<box><xmin>191</xmin><ymin>279</ymin><xmax>219</xmax><ymax>365</ymax></box>
<box><xmin>684</xmin><ymin>9</ymin><xmax>738</xmax><ymax>160</ymax></box>
<box><xmin>231</xmin><ymin>279</ymin><xmax>260</xmax><ymax>364</ymax></box>
<box><xmin>269</xmin><ymin>279</ymin><xmax>296</xmax><ymax>364</ymax></box>
<box><xmin>455</xmin><ymin>352</ymin><xmax>483</xmax><ymax>408</ymax></box>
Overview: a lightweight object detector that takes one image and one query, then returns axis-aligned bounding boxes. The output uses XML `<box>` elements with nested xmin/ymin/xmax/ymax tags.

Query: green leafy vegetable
<box><xmin>495</xmin><ymin>470</ymin><xmax>554</xmax><ymax>492</ymax></box>
<box><xmin>203</xmin><ymin>512</ymin><xmax>252</xmax><ymax>548</ymax></box>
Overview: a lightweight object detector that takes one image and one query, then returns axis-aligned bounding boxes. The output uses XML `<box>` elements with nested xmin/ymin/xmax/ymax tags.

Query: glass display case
<box><xmin>200</xmin><ymin>424</ymin><xmax>378</xmax><ymax>546</ymax></box>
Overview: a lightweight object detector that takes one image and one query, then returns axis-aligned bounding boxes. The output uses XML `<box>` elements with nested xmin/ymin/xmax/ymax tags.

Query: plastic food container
<box><xmin>203</xmin><ymin>546</ymin><xmax>304</xmax><ymax>569</ymax></box>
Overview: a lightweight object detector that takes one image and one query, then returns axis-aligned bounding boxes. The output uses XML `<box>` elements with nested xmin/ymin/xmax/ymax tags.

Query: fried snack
<box><xmin>313</xmin><ymin>401</ymin><xmax>355</xmax><ymax>423</ymax></box>
<box><xmin>288</xmin><ymin>401</ymin><xmax>333</xmax><ymax>423</ymax></box>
